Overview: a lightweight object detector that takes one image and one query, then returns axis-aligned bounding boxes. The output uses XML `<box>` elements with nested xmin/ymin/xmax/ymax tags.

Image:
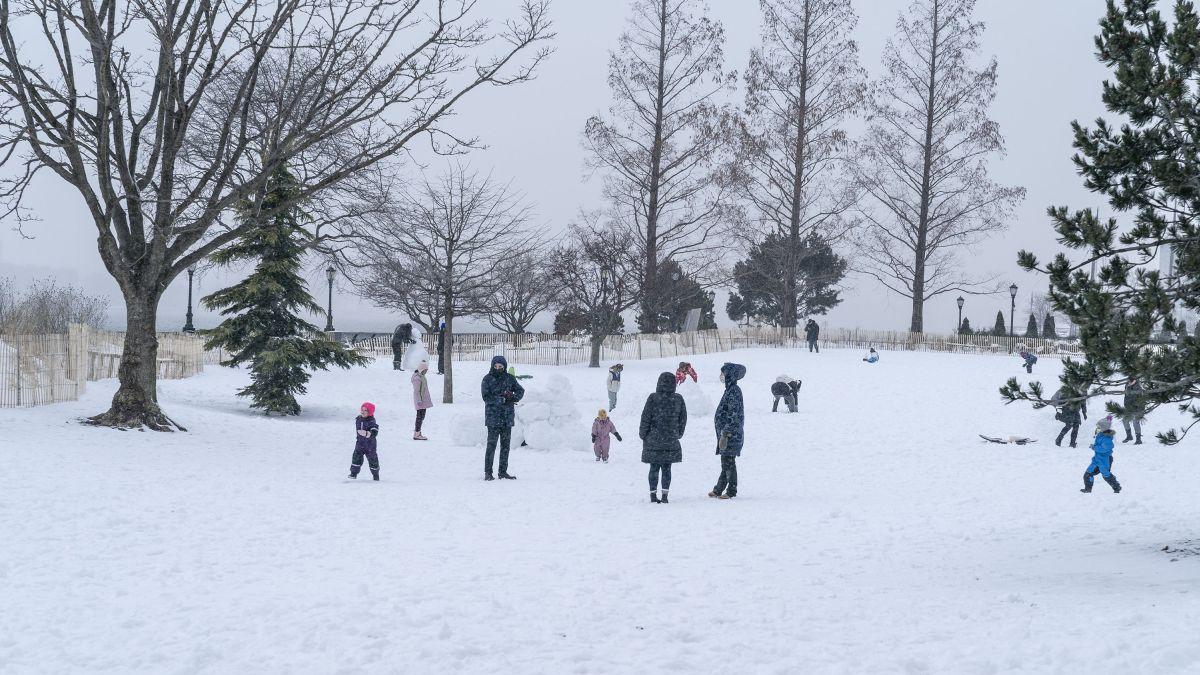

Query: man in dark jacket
<box><xmin>436</xmin><ymin>321</ymin><xmax>446</xmax><ymax>374</ymax></box>
<box><xmin>770</xmin><ymin>376</ymin><xmax>801</xmax><ymax>413</ymax></box>
<box><xmin>640</xmin><ymin>372</ymin><xmax>688</xmax><ymax>504</ymax></box>
<box><xmin>482</xmin><ymin>355</ymin><xmax>524</xmax><ymax>480</ymax></box>
<box><xmin>1122</xmin><ymin>378</ymin><xmax>1145</xmax><ymax>444</ymax></box>
<box><xmin>1051</xmin><ymin>385</ymin><xmax>1088</xmax><ymax>448</ymax></box>
<box><xmin>391</xmin><ymin>323</ymin><xmax>414</xmax><ymax>371</ymax></box>
<box><xmin>710</xmin><ymin>362</ymin><xmax>746</xmax><ymax>499</ymax></box>
<box><xmin>804</xmin><ymin>319</ymin><xmax>820</xmax><ymax>353</ymax></box>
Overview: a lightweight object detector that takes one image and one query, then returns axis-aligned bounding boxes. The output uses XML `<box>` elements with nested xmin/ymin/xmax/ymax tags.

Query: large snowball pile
<box><xmin>401</xmin><ymin>325</ymin><xmax>430</xmax><ymax>370</ymax></box>
<box><xmin>450</xmin><ymin>406</ymin><xmax>486</xmax><ymax>447</ymax></box>
<box><xmin>514</xmin><ymin>374</ymin><xmax>587</xmax><ymax>452</ymax></box>
<box><xmin>677</xmin><ymin>379</ymin><xmax>713</xmax><ymax>418</ymax></box>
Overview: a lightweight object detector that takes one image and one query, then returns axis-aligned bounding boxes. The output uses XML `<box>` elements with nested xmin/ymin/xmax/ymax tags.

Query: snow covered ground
<box><xmin>3</xmin><ymin>347</ymin><xmax>1200</xmax><ymax>674</ymax></box>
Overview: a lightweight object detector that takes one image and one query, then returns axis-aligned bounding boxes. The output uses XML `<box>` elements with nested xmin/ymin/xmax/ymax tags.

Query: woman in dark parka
<box><xmin>710</xmin><ymin>362</ymin><xmax>746</xmax><ymax>499</ymax></box>
<box><xmin>640</xmin><ymin>372</ymin><xmax>688</xmax><ymax>504</ymax></box>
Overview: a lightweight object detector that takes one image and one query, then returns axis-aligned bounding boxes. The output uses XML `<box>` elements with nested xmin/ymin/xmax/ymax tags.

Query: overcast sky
<box><xmin>0</xmin><ymin>0</ymin><xmax>1115</xmax><ymax>335</ymax></box>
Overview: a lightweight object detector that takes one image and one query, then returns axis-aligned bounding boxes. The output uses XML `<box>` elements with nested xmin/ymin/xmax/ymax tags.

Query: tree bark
<box><xmin>910</xmin><ymin>0</ymin><xmax>942</xmax><ymax>334</ymax></box>
<box><xmin>86</xmin><ymin>289</ymin><xmax>182</xmax><ymax>431</ymax></box>
<box><xmin>640</xmin><ymin>0</ymin><xmax>671</xmax><ymax>335</ymax></box>
<box><xmin>442</xmin><ymin>308</ymin><xmax>455</xmax><ymax>404</ymax></box>
<box><xmin>589</xmin><ymin>334</ymin><xmax>604</xmax><ymax>368</ymax></box>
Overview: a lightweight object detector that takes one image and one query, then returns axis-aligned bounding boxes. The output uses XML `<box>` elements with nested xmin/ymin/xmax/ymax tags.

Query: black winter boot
<box><xmin>485</xmin><ymin>472</ymin><xmax>495</xmax><ymax>481</ymax></box>
<box><xmin>1104</xmin><ymin>475</ymin><xmax>1122</xmax><ymax>493</ymax></box>
<box><xmin>1055</xmin><ymin>431</ymin><xmax>1065</xmax><ymax>447</ymax></box>
<box><xmin>650</xmin><ymin>491</ymin><xmax>660</xmax><ymax>503</ymax></box>
<box><xmin>499</xmin><ymin>472</ymin><xmax>517</xmax><ymax>480</ymax></box>
<box><xmin>1123</xmin><ymin>433</ymin><xmax>1133</xmax><ymax>442</ymax></box>
<box><xmin>371</xmin><ymin>472</ymin><xmax>380</xmax><ymax>481</ymax></box>
<box><xmin>1135</xmin><ymin>436</ymin><xmax>1143</xmax><ymax>445</ymax></box>
<box><xmin>660</xmin><ymin>490</ymin><xmax>669</xmax><ymax>504</ymax></box>
<box><xmin>1081</xmin><ymin>472</ymin><xmax>1094</xmax><ymax>493</ymax></box>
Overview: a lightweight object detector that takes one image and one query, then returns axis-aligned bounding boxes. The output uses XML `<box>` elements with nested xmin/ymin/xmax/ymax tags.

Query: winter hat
<box><xmin>361</xmin><ymin>402</ymin><xmax>376</xmax><ymax>416</ymax></box>
<box><xmin>1096</xmin><ymin>415</ymin><xmax>1113</xmax><ymax>432</ymax></box>
<box><xmin>418</xmin><ymin>360</ymin><xmax>429</xmax><ymax>371</ymax></box>
<box><xmin>598</xmin><ymin>409</ymin><xmax>608</xmax><ymax>419</ymax></box>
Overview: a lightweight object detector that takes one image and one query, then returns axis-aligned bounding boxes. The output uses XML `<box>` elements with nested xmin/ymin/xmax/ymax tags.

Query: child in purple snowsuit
<box><xmin>349</xmin><ymin>402</ymin><xmax>380</xmax><ymax>481</ymax></box>
<box><xmin>591</xmin><ymin>409</ymin><xmax>622</xmax><ymax>462</ymax></box>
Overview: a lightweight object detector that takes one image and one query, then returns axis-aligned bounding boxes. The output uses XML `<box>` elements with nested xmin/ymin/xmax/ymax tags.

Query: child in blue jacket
<box><xmin>1081</xmin><ymin>416</ymin><xmax>1120</xmax><ymax>493</ymax></box>
<box><xmin>1019</xmin><ymin>350</ymin><xmax>1037</xmax><ymax>374</ymax></box>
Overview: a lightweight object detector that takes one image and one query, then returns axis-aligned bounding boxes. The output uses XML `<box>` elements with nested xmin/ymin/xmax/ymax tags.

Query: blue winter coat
<box><xmin>1092</xmin><ymin>430</ymin><xmax>1115</xmax><ymax>456</ymax></box>
<box><xmin>714</xmin><ymin>362</ymin><xmax>746</xmax><ymax>456</ymax></box>
<box><xmin>481</xmin><ymin>355</ymin><xmax>524</xmax><ymax>428</ymax></box>
<box><xmin>355</xmin><ymin>415</ymin><xmax>379</xmax><ymax>452</ymax></box>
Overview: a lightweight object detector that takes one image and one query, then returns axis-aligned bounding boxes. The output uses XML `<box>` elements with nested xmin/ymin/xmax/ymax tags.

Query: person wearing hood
<box><xmin>1018</xmin><ymin>350</ymin><xmax>1038</xmax><ymax>374</ymax></box>
<box><xmin>770</xmin><ymin>375</ymin><xmax>800</xmax><ymax>413</ymax></box>
<box><xmin>591</xmin><ymin>409</ymin><xmax>622</xmax><ymax>463</ymax></box>
<box><xmin>411</xmin><ymin>360</ymin><xmax>433</xmax><ymax>441</ymax></box>
<box><xmin>481</xmin><ymin>355</ymin><xmax>524</xmax><ymax>480</ymax></box>
<box><xmin>640</xmin><ymin>372</ymin><xmax>688</xmax><ymax>503</ymax></box>
<box><xmin>804</xmin><ymin>319</ymin><xmax>820</xmax><ymax>353</ymax></box>
<box><xmin>606</xmin><ymin>363</ymin><xmax>624</xmax><ymax>411</ymax></box>
<box><xmin>709</xmin><ymin>363</ymin><xmax>746</xmax><ymax>499</ymax></box>
<box><xmin>1122</xmin><ymin>378</ymin><xmax>1146</xmax><ymax>444</ymax></box>
<box><xmin>1081</xmin><ymin>415</ymin><xmax>1121</xmax><ymax>493</ymax></box>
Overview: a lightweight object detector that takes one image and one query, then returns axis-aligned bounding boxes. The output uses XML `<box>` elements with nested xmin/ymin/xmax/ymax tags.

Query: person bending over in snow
<box><xmin>349</xmin><ymin>402</ymin><xmax>380</xmax><ymax>481</ymax></box>
<box><xmin>770</xmin><ymin>375</ymin><xmax>800</xmax><ymax>413</ymax></box>
<box><xmin>482</xmin><ymin>355</ymin><xmax>524</xmax><ymax>480</ymax></box>
<box><xmin>606</xmin><ymin>363</ymin><xmax>623</xmax><ymax>411</ymax></box>
<box><xmin>1081</xmin><ymin>416</ymin><xmax>1121</xmax><ymax>494</ymax></box>
<box><xmin>862</xmin><ymin>347</ymin><xmax>879</xmax><ymax>363</ymax></box>
<box><xmin>1050</xmin><ymin>384</ymin><xmax>1088</xmax><ymax>448</ymax></box>
<box><xmin>591</xmin><ymin>409</ymin><xmax>622</xmax><ymax>463</ymax></box>
<box><xmin>1019</xmin><ymin>350</ymin><xmax>1038</xmax><ymax>374</ymax></box>
<box><xmin>710</xmin><ymin>363</ymin><xmax>746</xmax><ymax>499</ymax></box>
<box><xmin>640</xmin><ymin>372</ymin><xmax>688</xmax><ymax>504</ymax></box>
<box><xmin>675</xmin><ymin>361</ymin><xmax>698</xmax><ymax>385</ymax></box>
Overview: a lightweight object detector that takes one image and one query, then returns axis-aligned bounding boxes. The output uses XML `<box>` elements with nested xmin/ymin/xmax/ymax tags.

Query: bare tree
<box><xmin>0</xmin><ymin>0</ymin><xmax>553</xmax><ymax>430</ymax></box>
<box><xmin>546</xmin><ymin>219</ymin><xmax>640</xmax><ymax>367</ymax></box>
<box><xmin>0</xmin><ymin>278</ymin><xmax>110</xmax><ymax>333</ymax></box>
<box><xmin>584</xmin><ymin>0</ymin><xmax>734</xmax><ymax>333</ymax></box>
<box><xmin>732</xmin><ymin>0</ymin><xmax>865</xmax><ymax>333</ymax></box>
<box><xmin>347</xmin><ymin>166</ymin><xmax>536</xmax><ymax>403</ymax></box>
<box><xmin>854</xmin><ymin>0</ymin><xmax>1024</xmax><ymax>333</ymax></box>
<box><xmin>487</xmin><ymin>250</ymin><xmax>559</xmax><ymax>334</ymax></box>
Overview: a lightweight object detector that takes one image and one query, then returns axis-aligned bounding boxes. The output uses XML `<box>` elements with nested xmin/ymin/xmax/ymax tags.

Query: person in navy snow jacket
<box><xmin>1019</xmin><ymin>350</ymin><xmax>1037</xmax><ymax>374</ymax></box>
<box><xmin>710</xmin><ymin>362</ymin><xmax>746</xmax><ymax>499</ymax></box>
<box><xmin>481</xmin><ymin>355</ymin><xmax>524</xmax><ymax>480</ymax></box>
<box><xmin>1081</xmin><ymin>416</ymin><xmax>1121</xmax><ymax>493</ymax></box>
<box><xmin>349</xmin><ymin>402</ymin><xmax>380</xmax><ymax>480</ymax></box>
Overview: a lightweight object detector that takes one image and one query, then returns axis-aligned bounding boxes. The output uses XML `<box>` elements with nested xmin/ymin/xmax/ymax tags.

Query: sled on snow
<box><xmin>978</xmin><ymin>435</ymin><xmax>1037</xmax><ymax>445</ymax></box>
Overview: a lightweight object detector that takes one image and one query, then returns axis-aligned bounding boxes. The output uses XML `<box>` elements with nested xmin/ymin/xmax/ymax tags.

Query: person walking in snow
<box><xmin>411</xmin><ymin>360</ymin><xmax>433</xmax><ymax>441</ymax></box>
<box><xmin>770</xmin><ymin>375</ymin><xmax>799</xmax><ymax>413</ymax></box>
<box><xmin>606</xmin><ymin>363</ymin><xmax>624</xmax><ymax>411</ymax></box>
<box><xmin>1081</xmin><ymin>415</ymin><xmax>1121</xmax><ymax>494</ymax></box>
<box><xmin>863</xmin><ymin>347</ymin><xmax>879</xmax><ymax>363</ymax></box>
<box><xmin>348</xmin><ymin>402</ymin><xmax>381</xmax><ymax>481</ymax></box>
<box><xmin>1051</xmin><ymin>384</ymin><xmax>1088</xmax><ymax>448</ymax></box>
<box><xmin>709</xmin><ymin>362</ymin><xmax>746</xmax><ymax>499</ymax></box>
<box><xmin>481</xmin><ymin>355</ymin><xmax>524</xmax><ymax>480</ymax></box>
<box><xmin>591</xmin><ymin>409</ymin><xmax>622</xmax><ymax>463</ymax></box>
<box><xmin>804</xmin><ymin>319</ymin><xmax>820</xmax><ymax>353</ymax></box>
<box><xmin>1122</xmin><ymin>378</ymin><xmax>1146</xmax><ymax>445</ymax></box>
<box><xmin>675</xmin><ymin>361</ymin><xmax>698</xmax><ymax>385</ymax></box>
<box><xmin>640</xmin><ymin>372</ymin><xmax>688</xmax><ymax>504</ymax></box>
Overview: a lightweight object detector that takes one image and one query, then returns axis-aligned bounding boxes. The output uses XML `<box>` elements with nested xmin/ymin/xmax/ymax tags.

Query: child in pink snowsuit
<box><xmin>591</xmin><ymin>409</ymin><xmax>622</xmax><ymax>462</ymax></box>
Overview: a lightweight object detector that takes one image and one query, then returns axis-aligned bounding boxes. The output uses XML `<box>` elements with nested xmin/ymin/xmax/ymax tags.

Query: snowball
<box><xmin>677</xmin><ymin>379</ymin><xmax>713</xmax><ymax>418</ymax></box>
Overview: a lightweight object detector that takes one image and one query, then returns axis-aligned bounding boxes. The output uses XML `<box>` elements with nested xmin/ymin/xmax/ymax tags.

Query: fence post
<box><xmin>14</xmin><ymin>336</ymin><xmax>20</xmax><ymax>407</ymax></box>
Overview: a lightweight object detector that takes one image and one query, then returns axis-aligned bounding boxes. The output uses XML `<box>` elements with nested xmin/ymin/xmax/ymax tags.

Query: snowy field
<box><xmin>3</xmin><ymin>347</ymin><xmax>1200</xmax><ymax>674</ymax></box>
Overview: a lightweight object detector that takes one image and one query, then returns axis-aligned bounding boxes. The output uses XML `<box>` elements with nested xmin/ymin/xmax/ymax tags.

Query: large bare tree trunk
<box><xmin>589</xmin><ymin>334</ymin><xmax>604</xmax><ymax>368</ymax></box>
<box><xmin>87</xmin><ymin>291</ymin><xmax>180</xmax><ymax>430</ymax></box>
<box><xmin>442</xmin><ymin>310</ymin><xmax>455</xmax><ymax>404</ymax></box>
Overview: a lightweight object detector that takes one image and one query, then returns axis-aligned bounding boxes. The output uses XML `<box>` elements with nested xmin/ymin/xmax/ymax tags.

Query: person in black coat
<box><xmin>640</xmin><ymin>372</ymin><xmax>688</xmax><ymax>503</ymax></box>
<box><xmin>1050</xmin><ymin>385</ymin><xmax>1088</xmax><ymax>448</ymax></box>
<box><xmin>710</xmin><ymin>363</ymin><xmax>746</xmax><ymax>499</ymax></box>
<box><xmin>436</xmin><ymin>321</ymin><xmax>446</xmax><ymax>374</ymax></box>
<box><xmin>804</xmin><ymin>319</ymin><xmax>820</xmax><ymax>353</ymax></box>
<box><xmin>770</xmin><ymin>376</ymin><xmax>800</xmax><ymax>413</ymax></box>
<box><xmin>481</xmin><ymin>354</ymin><xmax>524</xmax><ymax>480</ymax></box>
<box><xmin>391</xmin><ymin>323</ymin><xmax>414</xmax><ymax>371</ymax></box>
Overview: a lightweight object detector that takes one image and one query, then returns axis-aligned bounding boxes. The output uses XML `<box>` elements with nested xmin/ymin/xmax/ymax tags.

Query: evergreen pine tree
<box><xmin>202</xmin><ymin>166</ymin><xmax>368</xmax><ymax>415</ymax></box>
<box><xmin>727</xmin><ymin>232</ymin><xmax>847</xmax><ymax>326</ymax></box>
<box><xmin>1024</xmin><ymin>314</ymin><xmax>1039</xmax><ymax>338</ymax></box>
<box><xmin>1042</xmin><ymin>313</ymin><xmax>1057</xmax><ymax>339</ymax></box>
<box><xmin>992</xmin><ymin>311</ymin><xmax>1006</xmax><ymax>336</ymax></box>
<box><xmin>960</xmin><ymin>317</ymin><xmax>974</xmax><ymax>335</ymax></box>
<box><xmin>1001</xmin><ymin>0</ymin><xmax>1200</xmax><ymax>443</ymax></box>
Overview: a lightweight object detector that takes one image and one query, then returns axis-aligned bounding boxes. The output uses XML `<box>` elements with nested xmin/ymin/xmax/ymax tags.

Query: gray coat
<box><xmin>640</xmin><ymin>372</ymin><xmax>688</xmax><ymax>464</ymax></box>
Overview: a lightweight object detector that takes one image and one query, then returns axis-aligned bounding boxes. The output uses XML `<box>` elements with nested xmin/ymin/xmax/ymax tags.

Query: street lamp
<box><xmin>1008</xmin><ymin>283</ymin><xmax>1018</xmax><ymax>351</ymax></box>
<box><xmin>956</xmin><ymin>296</ymin><xmax>965</xmax><ymax>334</ymax></box>
<box><xmin>325</xmin><ymin>265</ymin><xmax>336</xmax><ymax>333</ymax></box>
<box><xmin>182</xmin><ymin>265</ymin><xmax>197</xmax><ymax>333</ymax></box>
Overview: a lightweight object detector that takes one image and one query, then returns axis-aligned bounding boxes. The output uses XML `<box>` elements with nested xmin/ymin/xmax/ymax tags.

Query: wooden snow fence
<box><xmin>0</xmin><ymin>325</ymin><xmax>207</xmax><ymax>408</ymax></box>
<box><xmin>346</xmin><ymin>326</ymin><xmax>1085</xmax><ymax>368</ymax></box>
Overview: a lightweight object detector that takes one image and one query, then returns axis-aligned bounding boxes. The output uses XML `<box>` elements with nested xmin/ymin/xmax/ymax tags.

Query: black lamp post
<box><xmin>182</xmin><ymin>265</ymin><xmax>197</xmax><ymax>333</ymax></box>
<box><xmin>324</xmin><ymin>265</ymin><xmax>336</xmax><ymax>333</ymax></box>
<box><xmin>1008</xmin><ymin>283</ymin><xmax>1018</xmax><ymax>351</ymax></box>
<box><xmin>956</xmin><ymin>296</ymin><xmax>964</xmax><ymax>334</ymax></box>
